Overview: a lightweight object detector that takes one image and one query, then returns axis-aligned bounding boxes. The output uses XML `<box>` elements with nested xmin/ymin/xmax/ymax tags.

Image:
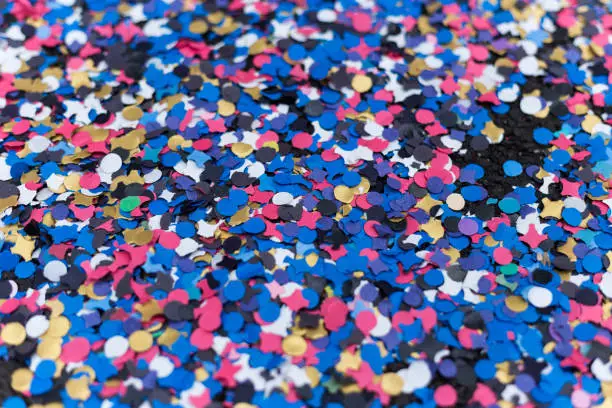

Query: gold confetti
<box><xmin>0</xmin><ymin>196</ymin><xmax>18</xmax><ymax>212</ymax></box>
<box><xmin>306</xmin><ymin>367</ymin><xmax>320</xmax><ymax>387</ymax></box>
<box><xmin>282</xmin><ymin>334</ymin><xmax>307</xmax><ymax>356</ymax></box>
<box><xmin>351</xmin><ymin>74</ymin><xmax>372</xmax><ymax>93</ymax></box>
<box><xmin>63</xmin><ymin>172</ymin><xmax>81</xmax><ymax>191</ymax></box>
<box><xmin>190</xmin><ymin>20</ymin><xmax>209</xmax><ymax>33</ymax></box>
<box><xmin>10</xmin><ymin>234</ymin><xmax>36</xmax><ymax>261</ymax></box>
<box><xmin>46</xmin><ymin>316</ymin><xmax>70</xmax><ymax>338</ymax></box>
<box><xmin>158</xmin><ymin>328</ymin><xmax>180</xmax><ymax>347</ymax></box>
<box><xmin>73</xmin><ymin>365</ymin><xmax>97</xmax><ymax>383</ymax></box>
<box><xmin>218</xmin><ymin>100</ymin><xmax>236</xmax><ymax>116</ymax></box>
<box><xmin>66</xmin><ymin>377</ymin><xmax>91</xmax><ymax>401</ymax></box>
<box><xmin>229</xmin><ymin>206</ymin><xmax>250</xmax><ymax>226</ymax></box>
<box><xmin>333</xmin><ymin>185</ymin><xmax>355</xmax><ymax>204</ymax></box>
<box><xmin>380</xmin><ymin>373</ymin><xmax>403</xmax><ymax>396</ymax></box>
<box><xmin>505</xmin><ymin>296</ymin><xmax>528</xmax><ymax>313</ymax></box>
<box><xmin>46</xmin><ymin>299</ymin><xmax>65</xmax><ymax>317</ymax></box>
<box><xmin>122</xmin><ymin>106</ymin><xmax>143</xmax><ymax>121</ymax></box>
<box><xmin>11</xmin><ymin>368</ymin><xmax>33</xmax><ymax>393</ymax></box>
<box><xmin>168</xmin><ymin>134</ymin><xmax>192</xmax><ymax>151</ymax></box>
<box><xmin>305</xmin><ymin>252</ymin><xmax>318</xmax><ymax>267</ymax></box>
<box><xmin>235</xmin><ymin>404</ymin><xmax>256</xmax><ymax>408</ymax></box>
<box><xmin>187</xmin><ymin>366</ymin><xmax>205</xmax><ymax>384</ymax></box>
<box><xmin>231</xmin><ymin>143</ymin><xmax>253</xmax><ymax>158</ymax></box>
<box><xmin>111</xmin><ymin>129</ymin><xmax>146</xmax><ymax>151</ymax></box>
<box><xmin>134</xmin><ymin>299</ymin><xmax>163</xmax><ymax>322</ymax></box>
<box><xmin>355</xmin><ymin>177</ymin><xmax>370</xmax><ymax>195</ymax></box>
<box><xmin>14</xmin><ymin>78</ymin><xmax>48</xmax><ymax>93</ymax></box>
<box><xmin>420</xmin><ymin>218</ymin><xmax>444</xmax><ymax>242</ymax></box>
<box><xmin>71</xmin><ymin>72</ymin><xmax>92</xmax><ymax>88</ymax></box>
<box><xmin>415</xmin><ymin>195</ymin><xmax>442</xmax><ymax>212</ymax></box>
<box><xmin>540</xmin><ymin>198</ymin><xmax>563</xmax><ymax>219</ymax></box>
<box><xmin>129</xmin><ymin>330</ymin><xmax>153</xmax><ymax>352</ymax></box>
<box><xmin>1</xmin><ymin>322</ymin><xmax>26</xmax><ymax>345</ymax></box>
<box><xmin>123</xmin><ymin>228</ymin><xmax>153</xmax><ymax>246</ymax></box>
<box><xmin>482</xmin><ymin>121</ymin><xmax>504</xmax><ymax>143</ymax></box>
<box><xmin>582</xmin><ymin>114</ymin><xmax>601</xmax><ymax>134</ymax></box>
<box><xmin>336</xmin><ymin>351</ymin><xmax>361</xmax><ymax>373</ymax></box>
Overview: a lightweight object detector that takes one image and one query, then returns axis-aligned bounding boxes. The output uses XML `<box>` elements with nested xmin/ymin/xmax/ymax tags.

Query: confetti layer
<box><xmin>3</xmin><ymin>0</ymin><xmax>612</xmax><ymax>407</ymax></box>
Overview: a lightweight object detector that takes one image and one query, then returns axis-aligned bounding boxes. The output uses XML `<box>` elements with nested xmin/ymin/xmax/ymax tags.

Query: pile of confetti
<box><xmin>4</xmin><ymin>0</ymin><xmax>612</xmax><ymax>406</ymax></box>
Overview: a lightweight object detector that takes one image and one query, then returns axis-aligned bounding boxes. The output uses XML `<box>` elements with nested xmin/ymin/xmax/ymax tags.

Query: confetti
<box><xmin>0</xmin><ymin>0</ymin><xmax>612</xmax><ymax>406</ymax></box>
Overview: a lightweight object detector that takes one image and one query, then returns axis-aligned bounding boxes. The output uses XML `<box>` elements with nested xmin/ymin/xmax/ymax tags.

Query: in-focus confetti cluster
<box><xmin>2</xmin><ymin>0</ymin><xmax>612</xmax><ymax>407</ymax></box>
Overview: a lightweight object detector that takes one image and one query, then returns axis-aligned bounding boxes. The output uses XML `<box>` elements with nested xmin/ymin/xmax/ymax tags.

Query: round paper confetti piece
<box><xmin>292</xmin><ymin>133</ymin><xmax>313</xmax><ymax>149</ymax></box>
<box><xmin>351</xmin><ymin>74</ymin><xmax>372</xmax><ymax>93</ymax></box>
<box><xmin>527</xmin><ymin>286</ymin><xmax>553</xmax><ymax>308</ymax></box>
<box><xmin>518</xmin><ymin>56</ymin><xmax>540</xmax><ymax>76</ymax></box>
<box><xmin>499</xmin><ymin>197</ymin><xmax>520</xmax><ymax>214</ymax></box>
<box><xmin>600</xmin><ymin>272</ymin><xmax>612</xmax><ymax>299</ymax></box>
<box><xmin>288</xmin><ymin>44</ymin><xmax>306</xmax><ymax>60</ymax></box>
<box><xmin>520</xmin><ymin>96</ymin><xmax>543</xmax><ymax>114</ymax></box>
<box><xmin>500</xmin><ymin>264</ymin><xmax>518</xmax><ymax>276</ymax></box>
<box><xmin>355</xmin><ymin>310</ymin><xmax>377</xmax><ymax>334</ymax></box>
<box><xmin>475</xmin><ymin>359</ymin><xmax>496</xmax><ymax>380</ymax></box>
<box><xmin>434</xmin><ymin>384</ymin><xmax>458</xmax><ymax>407</ymax></box>
<box><xmin>104</xmin><ymin>335</ymin><xmax>129</xmax><ymax>358</ymax></box>
<box><xmin>272</xmin><ymin>192</ymin><xmax>293</xmax><ymax>205</ymax></box>
<box><xmin>572</xmin><ymin>389</ymin><xmax>592</xmax><ymax>408</ymax></box>
<box><xmin>503</xmin><ymin>160</ymin><xmax>522</xmax><ymax>177</ymax></box>
<box><xmin>427</xmin><ymin>176</ymin><xmax>444</xmax><ymax>194</ymax></box>
<box><xmin>562</xmin><ymin>207</ymin><xmax>582</xmax><ymax>227</ymax></box>
<box><xmin>129</xmin><ymin>330</ymin><xmax>153</xmax><ymax>353</ymax></box>
<box><xmin>574</xmin><ymin>323</ymin><xmax>597</xmax><ymax>341</ymax></box>
<box><xmin>282</xmin><ymin>334</ymin><xmax>307</xmax><ymax>357</ymax></box>
<box><xmin>43</xmin><ymin>260</ymin><xmax>68</xmax><ymax>282</ymax></box>
<box><xmin>66</xmin><ymin>377</ymin><xmax>91</xmax><ymax>401</ymax></box>
<box><xmin>438</xmin><ymin>359</ymin><xmax>457</xmax><ymax>378</ymax></box>
<box><xmin>61</xmin><ymin>337</ymin><xmax>91</xmax><ymax>362</ymax></box>
<box><xmin>150</xmin><ymin>355</ymin><xmax>175</xmax><ymax>378</ymax></box>
<box><xmin>35</xmin><ymin>360</ymin><xmax>56</xmax><ymax>380</ymax></box>
<box><xmin>46</xmin><ymin>316</ymin><xmax>70</xmax><ymax>337</ymax></box>
<box><xmin>37</xmin><ymin>339</ymin><xmax>62</xmax><ymax>360</ymax></box>
<box><xmin>583</xmin><ymin>254</ymin><xmax>603</xmax><ymax>273</ymax></box>
<box><xmin>122</xmin><ymin>106</ymin><xmax>143</xmax><ymax>121</ymax></box>
<box><xmin>218</xmin><ymin>100</ymin><xmax>235</xmax><ymax>116</ymax></box>
<box><xmin>381</xmin><ymin>373</ymin><xmax>403</xmax><ymax>396</ymax></box>
<box><xmin>505</xmin><ymin>296</ymin><xmax>528</xmax><ymax>313</ymax></box>
<box><xmin>99</xmin><ymin>153</ymin><xmax>122</xmax><ymax>173</ymax></box>
<box><xmin>458</xmin><ymin>218</ymin><xmax>478</xmax><ymax>235</ymax></box>
<box><xmin>446</xmin><ymin>193</ymin><xmax>465</xmax><ymax>211</ymax></box>
<box><xmin>4</xmin><ymin>397</ymin><xmax>26</xmax><ymax>408</ymax></box>
<box><xmin>424</xmin><ymin>269</ymin><xmax>444</xmax><ymax>287</ymax></box>
<box><xmin>2</xmin><ymin>322</ymin><xmax>26</xmax><ymax>346</ymax></box>
<box><xmin>415</xmin><ymin>109</ymin><xmax>435</xmax><ymax>124</ymax></box>
<box><xmin>224</xmin><ymin>280</ymin><xmax>246</xmax><ymax>302</ymax></box>
<box><xmin>79</xmin><ymin>172</ymin><xmax>101</xmax><ymax>189</ymax></box>
<box><xmin>243</xmin><ymin>218</ymin><xmax>266</xmax><ymax>234</ymax></box>
<box><xmin>11</xmin><ymin>368</ymin><xmax>33</xmax><ymax>393</ymax></box>
<box><xmin>493</xmin><ymin>247</ymin><xmax>513</xmax><ymax>265</ymax></box>
<box><xmin>351</xmin><ymin>12</ymin><xmax>372</xmax><ymax>32</ymax></box>
<box><xmin>158</xmin><ymin>231</ymin><xmax>180</xmax><ymax>249</ymax></box>
<box><xmin>259</xmin><ymin>303</ymin><xmax>281</xmax><ymax>323</ymax></box>
<box><xmin>189</xmin><ymin>20</ymin><xmax>208</xmax><ymax>34</ymax></box>
<box><xmin>343</xmin><ymin>172</ymin><xmax>362</xmax><ymax>187</ymax></box>
<box><xmin>12</xmin><ymin>121</ymin><xmax>30</xmax><ymax>135</ymax></box>
<box><xmin>120</xmin><ymin>196</ymin><xmax>140</xmax><ymax>212</ymax></box>
<box><xmin>25</xmin><ymin>315</ymin><xmax>49</xmax><ymax>338</ymax></box>
<box><xmin>334</xmin><ymin>185</ymin><xmax>355</xmax><ymax>204</ymax></box>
